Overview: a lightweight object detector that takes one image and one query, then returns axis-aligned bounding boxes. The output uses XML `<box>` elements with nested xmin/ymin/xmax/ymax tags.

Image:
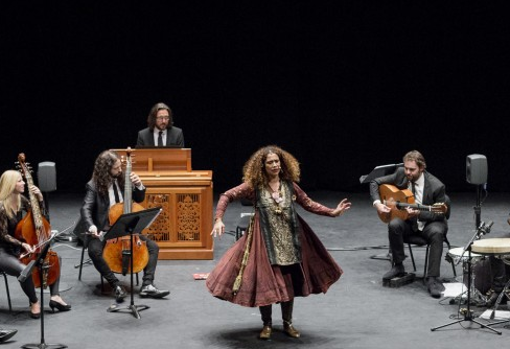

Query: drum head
<box><xmin>447</xmin><ymin>247</ymin><xmax>481</xmax><ymax>263</ymax></box>
<box><xmin>471</xmin><ymin>238</ymin><xmax>510</xmax><ymax>255</ymax></box>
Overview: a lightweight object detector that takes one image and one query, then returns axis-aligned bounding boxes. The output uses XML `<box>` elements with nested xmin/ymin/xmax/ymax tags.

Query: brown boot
<box><xmin>259</xmin><ymin>305</ymin><xmax>272</xmax><ymax>339</ymax></box>
<box><xmin>259</xmin><ymin>325</ymin><xmax>272</xmax><ymax>339</ymax></box>
<box><xmin>283</xmin><ymin>321</ymin><xmax>300</xmax><ymax>338</ymax></box>
<box><xmin>281</xmin><ymin>300</ymin><xmax>300</xmax><ymax>338</ymax></box>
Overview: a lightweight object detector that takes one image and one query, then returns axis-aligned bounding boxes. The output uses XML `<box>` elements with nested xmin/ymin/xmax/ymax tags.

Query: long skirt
<box><xmin>206</xmin><ymin>214</ymin><xmax>343</xmax><ymax>307</ymax></box>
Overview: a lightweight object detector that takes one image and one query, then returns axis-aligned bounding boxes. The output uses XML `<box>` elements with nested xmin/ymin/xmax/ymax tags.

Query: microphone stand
<box><xmin>20</xmin><ymin>240</ymin><xmax>67</xmax><ymax>349</ymax></box>
<box><xmin>431</xmin><ymin>224</ymin><xmax>501</xmax><ymax>334</ymax></box>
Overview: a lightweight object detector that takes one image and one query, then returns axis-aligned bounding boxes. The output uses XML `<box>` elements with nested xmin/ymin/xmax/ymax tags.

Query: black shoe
<box><xmin>114</xmin><ymin>285</ymin><xmax>127</xmax><ymax>302</ymax></box>
<box><xmin>382</xmin><ymin>264</ymin><xmax>405</xmax><ymax>280</ymax></box>
<box><xmin>427</xmin><ymin>277</ymin><xmax>444</xmax><ymax>298</ymax></box>
<box><xmin>49</xmin><ymin>300</ymin><xmax>72</xmax><ymax>312</ymax></box>
<box><xmin>0</xmin><ymin>329</ymin><xmax>17</xmax><ymax>343</ymax></box>
<box><xmin>139</xmin><ymin>284</ymin><xmax>170</xmax><ymax>299</ymax></box>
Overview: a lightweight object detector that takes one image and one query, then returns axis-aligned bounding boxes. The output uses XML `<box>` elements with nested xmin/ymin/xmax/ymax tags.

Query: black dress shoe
<box><xmin>427</xmin><ymin>277</ymin><xmax>444</xmax><ymax>298</ymax></box>
<box><xmin>0</xmin><ymin>329</ymin><xmax>17</xmax><ymax>343</ymax></box>
<box><xmin>114</xmin><ymin>285</ymin><xmax>127</xmax><ymax>302</ymax></box>
<box><xmin>139</xmin><ymin>284</ymin><xmax>170</xmax><ymax>298</ymax></box>
<box><xmin>382</xmin><ymin>264</ymin><xmax>405</xmax><ymax>280</ymax></box>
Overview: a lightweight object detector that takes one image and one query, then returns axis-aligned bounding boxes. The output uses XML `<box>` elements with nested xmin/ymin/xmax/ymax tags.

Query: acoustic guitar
<box><xmin>377</xmin><ymin>184</ymin><xmax>447</xmax><ymax>223</ymax></box>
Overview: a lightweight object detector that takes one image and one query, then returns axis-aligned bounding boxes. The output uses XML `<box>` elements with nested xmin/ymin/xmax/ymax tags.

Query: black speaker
<box><xmin>466</xmin><ymin>154</ymin><xmax>488</xmax><ymax>185</ymax></box>
<box><xmin>38</xmin><ymin>162</ymin><xmax>57</xmax><ymax>192</ymax></box>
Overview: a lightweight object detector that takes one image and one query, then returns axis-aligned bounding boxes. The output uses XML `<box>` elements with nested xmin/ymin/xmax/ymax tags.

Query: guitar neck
<box><xmin>395</xmin><ymin>202</ymin><xmax>432</xmax><ymax>211</ymax></box>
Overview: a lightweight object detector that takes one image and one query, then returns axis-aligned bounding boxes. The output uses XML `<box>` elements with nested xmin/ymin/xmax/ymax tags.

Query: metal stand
<box><xmin>432</xmin><ymin>244</ymin><xmax>502</xmax><ymax>334</ymax></box>
<box><xmin>103</xmin><ymin>207</ymin><xmax>161</xmax><ymax>320</ymax></box>
<box><xmin>21</xmin><ymin>243</ymin><xmax>67</xmax><ymax>349</ymax></box>
<box><xmin>107</xmin><ymin>226</ymin><xmax>149</xmax><ymax>319</ymax></box>
<box><xmin>431</xmin><ymin>190</ymin><xmax>502</xmax><ymax>334</ymax></box>
<box><xmin>488</xmin><ymin>269</ymin><xmax>510</xmax><ymax>321</ymax></box>
<box><xmin>448</xmin><ymin>259</ymin><xmax>486</xmax><ymax>307</ymax></box>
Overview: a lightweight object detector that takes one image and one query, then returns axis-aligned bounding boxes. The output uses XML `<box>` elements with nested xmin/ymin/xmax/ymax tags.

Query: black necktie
<box><xmin>113</xmin><ymin>182</ymin><xmax>120</xmax><ymax>203</ymax></box>
<box><xmin>157</xmin><ymin>131</ymin><xmax>163</xmax><ymax>147</ymax></box>
<box><xmin>410</xmin><ymin>182</ymin><xmax>418</xmax><ymax>231</ymax></box>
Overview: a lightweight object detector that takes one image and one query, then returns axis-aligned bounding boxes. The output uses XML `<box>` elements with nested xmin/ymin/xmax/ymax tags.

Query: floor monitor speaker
<box><xmin>38</xmin><ymin>161</ymin><xmax>57</xmax><ymax>192</ymax></box>
<box><xmin>466</xmin><ymin>154</ymin><xmax>487</xmax><ymax>185</ymax></box>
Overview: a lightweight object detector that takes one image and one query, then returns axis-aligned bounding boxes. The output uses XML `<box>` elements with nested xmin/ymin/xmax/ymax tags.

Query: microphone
<box><xmin>477</xmin><ymin>221</ymin><xmax>494</xmax><ymax>237</ymax></box>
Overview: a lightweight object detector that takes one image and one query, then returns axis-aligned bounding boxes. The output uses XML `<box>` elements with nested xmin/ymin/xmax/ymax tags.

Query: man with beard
<box><xmin>136</xmin><ymin>102</ymin><xmax>184</xmax><ymax>148</ymax></box>
<box><xmin>79</xmin><ymin>150</ymin><xmax>169</xmax><ymax>302</ymax></box>
<box><xmin>369</xmin><ymin>150</ymin><xmax>448</xmax><ymax>298</ymax></box>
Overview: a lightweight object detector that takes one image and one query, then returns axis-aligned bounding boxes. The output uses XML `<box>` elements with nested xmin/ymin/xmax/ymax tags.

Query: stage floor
<box><xmin>1</xmin><ymin>191</ymin><xmax>510</xmax><ymax>348</ymax></box>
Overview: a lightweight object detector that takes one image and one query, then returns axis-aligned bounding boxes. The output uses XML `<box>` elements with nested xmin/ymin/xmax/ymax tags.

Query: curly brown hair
<box><xmin>242</xmin><ymin>145</ymin><xmax>300</xmax><ymax>189</ymax></box>
<box><xmin>92</xmin><ymin>150</ymin><xmax>125</xmax><ymax>197</ymax></box>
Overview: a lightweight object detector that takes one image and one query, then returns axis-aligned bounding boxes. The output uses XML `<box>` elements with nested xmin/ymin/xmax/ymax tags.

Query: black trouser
<box><xmin>0</xmin><ymin>248</ymin><xmax>62</xmax><ymax>304</ymax></box>
<box><xmin>388</xmin><ymin>219</ymin><xmax>446</xmax><ymax>277</ymax></box>
<box><xmin>260</xmin><ymin>300</ymin><xmax>295</xmax><ymax>326</ymax></box>
<box><xmin>87</xmin><ymin>235</ymin><xmax>159</xmax><ymax>287</ymax></box>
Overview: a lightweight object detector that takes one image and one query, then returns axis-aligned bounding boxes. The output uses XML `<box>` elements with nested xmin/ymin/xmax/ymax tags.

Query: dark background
<box><xmin>1</xmin><ymin>2</ymin><xmax>509</xmax><ymax>195</ymax></box>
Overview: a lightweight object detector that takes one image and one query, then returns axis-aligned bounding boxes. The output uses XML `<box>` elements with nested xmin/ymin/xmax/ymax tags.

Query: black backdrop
<box><xmin>1</xmin><ymin>2</ymin><xmax>509</xmax><ymax>195</ymax></box>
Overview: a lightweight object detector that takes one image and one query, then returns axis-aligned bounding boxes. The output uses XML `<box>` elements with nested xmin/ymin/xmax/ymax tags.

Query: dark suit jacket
<box><xmin>369</xmin><ymin>167</ymin><xmax>447</xmax><ymax>224</ymax></box>
<box><xmin>75</xmin><ymin>180</ymin><xmax>146</xmax><ymax>236</ymax></box>
<box><xmin>136</xmin><ymin>127</ymin><xmax>184</xmax><ymax>147</ymax></box>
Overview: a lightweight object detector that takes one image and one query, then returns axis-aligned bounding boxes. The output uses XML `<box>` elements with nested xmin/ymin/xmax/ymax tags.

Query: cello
<box><xmin>15</xmin><ymin>153</ymin><xmax>60</xmax><ymax>289</ymax></box>
<box><xmin>103</xmin><ymin>148</ymin><xmax>149</xmax><ymax>275</ymax></box>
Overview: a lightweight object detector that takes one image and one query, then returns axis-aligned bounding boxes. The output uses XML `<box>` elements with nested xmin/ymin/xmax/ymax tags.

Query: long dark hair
<box><xmin>147</xmin><ymin>102</ymin><xmax>173</xmax><ymax>130</ymax></box>
<box><xmin>92</xmin><ymin>150</ymin><xmax>125</xmax><ymax>197</ymax></box>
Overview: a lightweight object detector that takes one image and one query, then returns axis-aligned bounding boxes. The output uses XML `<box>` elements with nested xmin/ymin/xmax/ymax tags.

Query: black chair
<box><xmin>404</xmin><ymin>194</ymin><xmax>456</xmax><ymax>280</ymax></box>
<box><xmin>235</xmin><ymin>214</ymin><xmax>253</xmax><ymax>241</ymax></box>
<box><xmin>0</xmin><ymin>271</ymin><xmax>12</xmax><ymax>312</ymax></box>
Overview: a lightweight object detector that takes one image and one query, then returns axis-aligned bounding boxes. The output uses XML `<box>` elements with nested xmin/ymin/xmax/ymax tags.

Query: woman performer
<box><xmin>207</xmin><ymin>145</ymin><xmax>351</xmax><ymax>339</ymax></box>
<box><xmin>0</xmin><ymin>170</ymin><xmax>71</xmax><ymax>318</ymax></box>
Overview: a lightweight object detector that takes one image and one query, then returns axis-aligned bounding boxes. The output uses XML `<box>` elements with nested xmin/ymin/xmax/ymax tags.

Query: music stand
<box><xmin>104</xmin><ymin>207</ymin><xmax>162</xmax><ymax>319</ymax></box>
<box><xmin>360</xmin><ymin>163</ymin><xmax>403</xmax><ymax>261</ymax></box>
<box><xmin>359</xmin><ymin>163</ymin><xmax>403</xmax><ymax>184</ymax></box>
<box><xmin>19</xmin><ymin>232</ymin><xmax>68</xmax><ymax>349</ymax></box>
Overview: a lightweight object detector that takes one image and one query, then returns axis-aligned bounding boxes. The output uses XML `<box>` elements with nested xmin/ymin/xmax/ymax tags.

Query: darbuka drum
<box><xmin>447</xmin><ymin>247</ymin><xmax>482</xmax><ymax>264</ymax></box>
<box><xmin>447</xmin><ymin>247</ymin><xmax>489</xmax><ymax>293</ymax></box>
<box><xmin>470</xmin><ymin>238</ymin><xmax>510</xmax><ymax>294</ymax></box>
<box><xmin>471</xmin><ymin>238</ymin><xmax>510</xmax><ymax>255</ymax></box>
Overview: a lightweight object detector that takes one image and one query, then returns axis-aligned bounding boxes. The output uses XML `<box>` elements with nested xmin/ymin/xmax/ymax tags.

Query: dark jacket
<box><xmin>74</xmin><ymin>180</ymin><xmax>146</xmax><ymax>237</ymax></box>
<box><xmin>369</xmin><ymin>167</ymin><xmax>447</xmax><ymax>223</ymax></box>
<box><xmin>136</xmin><ymin>127</ymin><xmax>184</xmax><ymax>147</ymax></box>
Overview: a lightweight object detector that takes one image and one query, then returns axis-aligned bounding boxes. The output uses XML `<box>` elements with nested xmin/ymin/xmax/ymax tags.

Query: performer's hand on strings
<box><xmin>21</xmin><ymin>242</ymin><xmax>35</xmax><ymax>254</ymax></box>
<box><xmin>374</xmin><ymin>202</ymin><xmax>391</xmax><ymax>214</ymax></box>
<box><xmin>88</xmin><ymin>225</ymin><xmax>101</xmax><ymax>239</ymax></box>
<box><xmin>405</xmin><ymin>207</ymin><xmax>419</xmax><ymax>218</ymax></box>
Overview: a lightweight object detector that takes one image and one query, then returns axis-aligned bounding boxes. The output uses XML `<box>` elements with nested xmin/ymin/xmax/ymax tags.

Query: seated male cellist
<box><xmin>78</xmin><ymin>150</ymin><xmax>169</xmax><ymax>302</ymax></box>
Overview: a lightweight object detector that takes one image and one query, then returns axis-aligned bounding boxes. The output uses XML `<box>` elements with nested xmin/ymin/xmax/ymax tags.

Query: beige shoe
<box><xmin>283</xmin><ymin>321</ymin><xmax>300</xmax><ymax>338</ymax></box>
<box><xmin>259</xmin><ymin>325</ymin><xmax>272</xmax><ymax>339</ymax></box>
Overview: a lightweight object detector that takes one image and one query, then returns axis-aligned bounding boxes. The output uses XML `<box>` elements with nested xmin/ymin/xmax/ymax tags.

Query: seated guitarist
<box><xmin>369</xmin><ymin>150</ymin><xmax>447</xmax><ymax>298</ymax></box>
